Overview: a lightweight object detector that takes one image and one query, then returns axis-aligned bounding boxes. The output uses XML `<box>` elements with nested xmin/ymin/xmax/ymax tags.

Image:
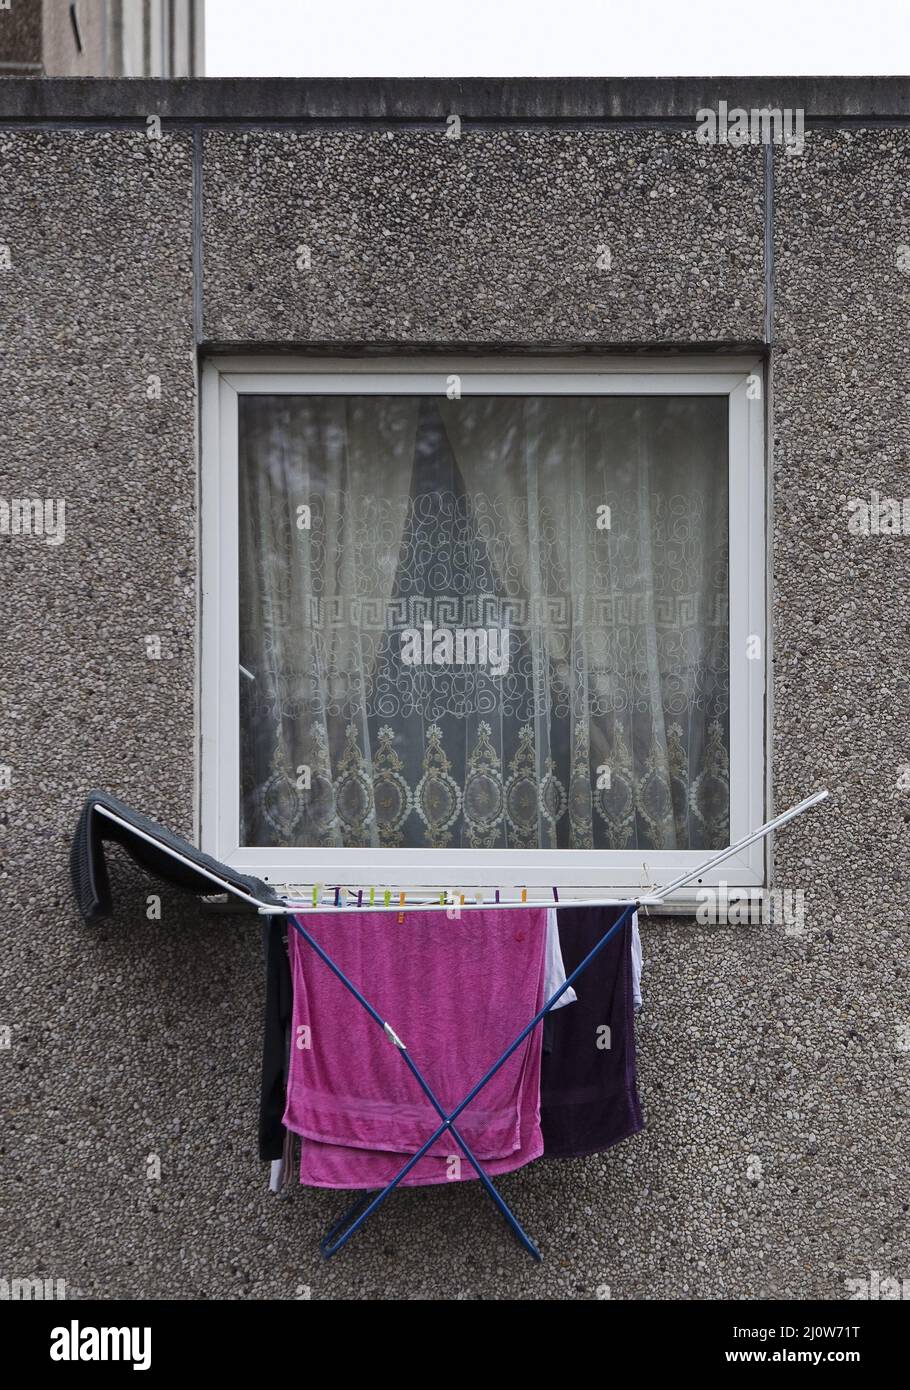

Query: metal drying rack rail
<box><xmin>94</xmin><ymin>788</ymin><xmax>829</xmax><ymax>917</ymax></box>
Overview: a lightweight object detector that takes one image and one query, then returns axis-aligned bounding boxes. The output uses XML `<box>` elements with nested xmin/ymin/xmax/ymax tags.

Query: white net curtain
<box><xmin>238</xmin><ymin>393</ymin><xmax>730</xmax><ymax>853</ymax></box>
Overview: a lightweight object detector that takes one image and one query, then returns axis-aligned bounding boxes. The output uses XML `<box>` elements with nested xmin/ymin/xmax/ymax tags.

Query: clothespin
<box><xmin>357</xmin><ymin>889</ymin><xmax>363</xmax><ymax>908</ymax></box>
<box><xmin>520</xmin><ymin>887</ymin><xmax>527</xmax><ymax>904</ymax></box>
<box><xmin>334</xmin><ymin>886</ymin><xmax>341</xmax><ymax>908</ymax></box>
<box><xmin>495</xmin><ymin>889</ymin><xmax>500</xmax><ymax>904</ymax></box>
<box><xmin>384</xmin><ymin>889</ymin><xmax>391</xmax><ymax>909</ymax></box>
<box><xmin>311</xmin><ymin>883</ymin><xmax>319</xmax><ymax>908</ymax></box>
<box><xmin>398</xmin><ymin>890</ymin><xmax>405</xmax><ymax>924</ymax></box>
<box><xmin>369</xmin><ymin>887</ymin><xmax>375</xmax><ymax>906</ymax></box>
<box><xmin>552</xmin><ymin>887</ymin><xmax>559</xmax><ymax>902</ymax></box>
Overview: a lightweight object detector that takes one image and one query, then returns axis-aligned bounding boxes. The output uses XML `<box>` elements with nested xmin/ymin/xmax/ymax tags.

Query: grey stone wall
<box><xmin>0</xmin><ymin>129</ymin><xmax>205</xmax><ymax>1299</ymax></box>
<box><xmin>202</xmin><ymin>129</ymin><xmax>764</xmax><ymax>344</ymax></box>
<box><xmin>770</xmin><ymin>128</ymin><xmax>910</xmax><ymax>1295</ymax></box>
<box><xmin>0</xmin><ymin>85</ymin><xmax>908</xmax><ymax>1301</ymax></box>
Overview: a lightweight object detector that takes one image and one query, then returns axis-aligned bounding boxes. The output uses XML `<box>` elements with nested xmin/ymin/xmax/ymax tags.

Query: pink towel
<box><xmin>283</xmin><ymin>908</ymin><xmax>548</xmax><ymax>1189</ymax></box>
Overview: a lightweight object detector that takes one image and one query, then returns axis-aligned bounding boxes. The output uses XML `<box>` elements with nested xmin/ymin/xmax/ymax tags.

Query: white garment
<box><xmin>546</xmin><ymin>906</ymin><xmax>642</xmax><ymax>1010</ymax></box>
<box><xmin>545</xmin><ymin>907</ymin><xmax>577</xmax><ymax>1009</ymax></box>
<box><xmin>631</xmin><ymin>911</ymin><xmax>643</xmax><ymax>1010</ymax></box>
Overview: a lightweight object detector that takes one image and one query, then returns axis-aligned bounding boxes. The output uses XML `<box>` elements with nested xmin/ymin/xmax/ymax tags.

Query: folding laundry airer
<box><xmin>75</xmin><ymin>786</ymin><xmax>827</xmax><ymax>1261</ymax></box>
<box><xmin>276</xmin><ymin>788</ymin><xmax>829</xmax><ymax>1261</ymax></box>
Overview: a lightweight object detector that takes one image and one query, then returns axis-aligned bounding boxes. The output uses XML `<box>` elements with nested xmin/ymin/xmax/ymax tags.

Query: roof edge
<box><xmin>1</xmin><ymin>76</ymin><xmax>909</xmax><ymax>122</ymax></box>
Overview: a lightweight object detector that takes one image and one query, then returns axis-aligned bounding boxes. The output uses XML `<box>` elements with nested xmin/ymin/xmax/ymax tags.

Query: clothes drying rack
<box><xmin>86</xmin><ymin>786</ymin><xmax>829</xmax><ymax>1260</ymax></box>
<box><xmin>92</xmin><ymin>788</ymin><xmax>827</xmax><ymax>920</ymax></box>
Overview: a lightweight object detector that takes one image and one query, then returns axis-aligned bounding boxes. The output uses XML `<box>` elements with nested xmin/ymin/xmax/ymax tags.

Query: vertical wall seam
<box><xmin>192</xmin><ymin>123</ymin><xmax>203</xmax><ymax>344</ymax></box>
<box><xmin>763</xmin><ymin>141</ymin><xmax>774</xmax><ymax>344</ymax></box>
<box><xmin>192</xmin><ymin>121</ymin><xmax>204</xmax><ymax>841</ymax></box>
<box><xmin>763</xmin><ymin>140</ymin><xmax>775</xmax><ymax>885</ymax></box>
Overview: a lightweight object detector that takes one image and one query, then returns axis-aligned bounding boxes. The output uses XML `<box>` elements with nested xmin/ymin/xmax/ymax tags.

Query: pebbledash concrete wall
<box><xmin>0</xmin><ymin>78</ymin><xmax>908</xmax><ymax>1301</ymax></box>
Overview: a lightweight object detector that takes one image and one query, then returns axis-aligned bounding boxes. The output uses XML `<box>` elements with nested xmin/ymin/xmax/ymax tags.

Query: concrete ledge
<box><xmin>1</xmin><ymin>76</ymin><xmax>910</xmax><ymax>122</ymax></box>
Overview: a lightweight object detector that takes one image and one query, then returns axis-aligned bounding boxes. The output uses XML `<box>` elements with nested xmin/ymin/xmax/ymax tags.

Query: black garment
<box><xmin>71</xmin><ymin>790</ymin><xmax>290</xmax><ymax>1163</ymax></box>
<box><xmin>541</xmin><ymin>906</ymin><xmax>643</xmax><ymax>1159</ymax></box>
<box><xmin>70</xmin><ymin>789</ymin><xmax>281</xmax><ymax>921</ymax></box>
<box><xmin>259</xmin><ymin>917</ymin><xmax>293</xmax><ymax>1160</ymax></box>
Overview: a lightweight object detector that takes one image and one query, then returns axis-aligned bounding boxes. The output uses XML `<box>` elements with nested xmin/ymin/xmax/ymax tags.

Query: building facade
<box><xmin>0</xmin><ymin>77</ymin><xmax>908</xmax><ymax>1300</ymax></box>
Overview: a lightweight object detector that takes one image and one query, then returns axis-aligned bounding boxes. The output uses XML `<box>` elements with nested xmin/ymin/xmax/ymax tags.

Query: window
<box><xmin>201</xmin><ymin>358</ymin><xmax>765</xmax><ymax>900</ymax></box>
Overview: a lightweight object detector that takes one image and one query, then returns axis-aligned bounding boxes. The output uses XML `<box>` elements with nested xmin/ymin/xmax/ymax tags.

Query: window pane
<box><xmin>238</xmin><ymin>394</ymin><xmax>729</xmax><ymax>852</ymax></box>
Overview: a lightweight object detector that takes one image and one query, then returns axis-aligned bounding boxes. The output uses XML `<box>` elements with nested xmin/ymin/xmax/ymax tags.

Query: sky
<box><xmin>204</xmin><ymin>0</ymin><xmax>910</xmax><ymax>77</ymax></box>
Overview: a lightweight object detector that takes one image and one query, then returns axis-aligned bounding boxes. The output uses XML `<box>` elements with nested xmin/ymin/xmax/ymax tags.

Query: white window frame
<box><xmin>200</xmin><ymin>355</ymin><xmax>766</xmax><ymax>904</ymax></box>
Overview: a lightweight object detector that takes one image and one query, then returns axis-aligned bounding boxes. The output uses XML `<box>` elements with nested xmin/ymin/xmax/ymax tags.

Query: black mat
<box><xmin>70</xmin><ymin>789</ymin><xmax>283</xmax><ymax>921</ymax></box>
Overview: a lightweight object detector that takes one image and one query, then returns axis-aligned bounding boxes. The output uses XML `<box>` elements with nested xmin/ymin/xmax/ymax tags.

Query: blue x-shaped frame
<box><xmin>288</xmin><ymin>901</ymin><xmax>637</xmax><ymax>1261</ymax></box>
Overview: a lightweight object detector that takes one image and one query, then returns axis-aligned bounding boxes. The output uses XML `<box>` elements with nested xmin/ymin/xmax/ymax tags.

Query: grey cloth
<box><xmin>70</xmin><ymin>789</ymin><xmax>281</xmax><ymax>921</ymax></box>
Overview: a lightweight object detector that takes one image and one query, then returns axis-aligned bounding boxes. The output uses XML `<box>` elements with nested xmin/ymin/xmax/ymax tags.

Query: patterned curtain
<box><xmin>238</xmin><ymin>392</ymin><xmax>729</xmax><ymax>853</ymax></box>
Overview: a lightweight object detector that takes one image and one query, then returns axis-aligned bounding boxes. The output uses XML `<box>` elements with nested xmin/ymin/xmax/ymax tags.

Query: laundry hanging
<box><xmin>290</xmin><ymin>901</ymin><xmax>641</xmax><ymax>1259</ymax></box>
<box><xmin>260</xmin><ymin>917</ymin><xmax>294</xmax><ymax>1164</ymax></box>
<box><xmin>283</xmin><ymin>907</ymin><xmax>549</xmax><ymax>1188</ymax></box>
<box><xmin>69</xmin><ymin>786</ymin><xmax>829</xmax><ymax>1262</ymax></box>
<box><xmin>542</xmin><ymin>906</ymin><xmax>644</xmax><ymax>1159</ymax></box>
<box><xmin>65</xmin><ymin>797</ymin><xmax>642</xmax><ymax>1257</ymax></box>
<box><xmin>68</xmin><ymin>791</ymin><xmax>645</xmax><ymax>1184</ymax></box>
<box><xmin>259</xmin><ymin>905</ymin><xmax>580</xmax><ymax>1166</ymax></box>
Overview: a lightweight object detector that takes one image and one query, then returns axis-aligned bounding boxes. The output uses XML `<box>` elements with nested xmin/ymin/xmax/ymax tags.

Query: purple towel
<box><xmin>541</xmin><ymin>906</ymin><xmax>643</xmax><ymax>1159</ymax></box>
<box><xmin>283</xmin><ymin>908</ymin><xmax>548</xmax><ymax>1189</ymax></box>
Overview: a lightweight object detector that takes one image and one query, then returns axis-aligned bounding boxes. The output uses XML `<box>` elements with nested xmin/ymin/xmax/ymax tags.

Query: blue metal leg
<box><xmin>397</xmin><ymin>1048</ymin><xmax>542</xmax><ymax>1260</ymax></box>
<box><xmin>289</xmin><ymin>902</ymin><xmax>637</xmax><ymax>1261</ymax></box>
<box><xmin>319</xmin><ymin>1044</ymin><xmax>541</xmax><ymax>1260</ymax></box>
<box><xmin>321</xmin><ymin>1191</ymin><xmax>375</xmax><ymax>1248</ymax></box>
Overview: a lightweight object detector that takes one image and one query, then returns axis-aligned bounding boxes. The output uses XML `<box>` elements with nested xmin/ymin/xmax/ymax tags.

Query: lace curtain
<box><xmin>238</xmin><ymin>392</ymin><xmax>729</xmax><ymax>852</ymax></box>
